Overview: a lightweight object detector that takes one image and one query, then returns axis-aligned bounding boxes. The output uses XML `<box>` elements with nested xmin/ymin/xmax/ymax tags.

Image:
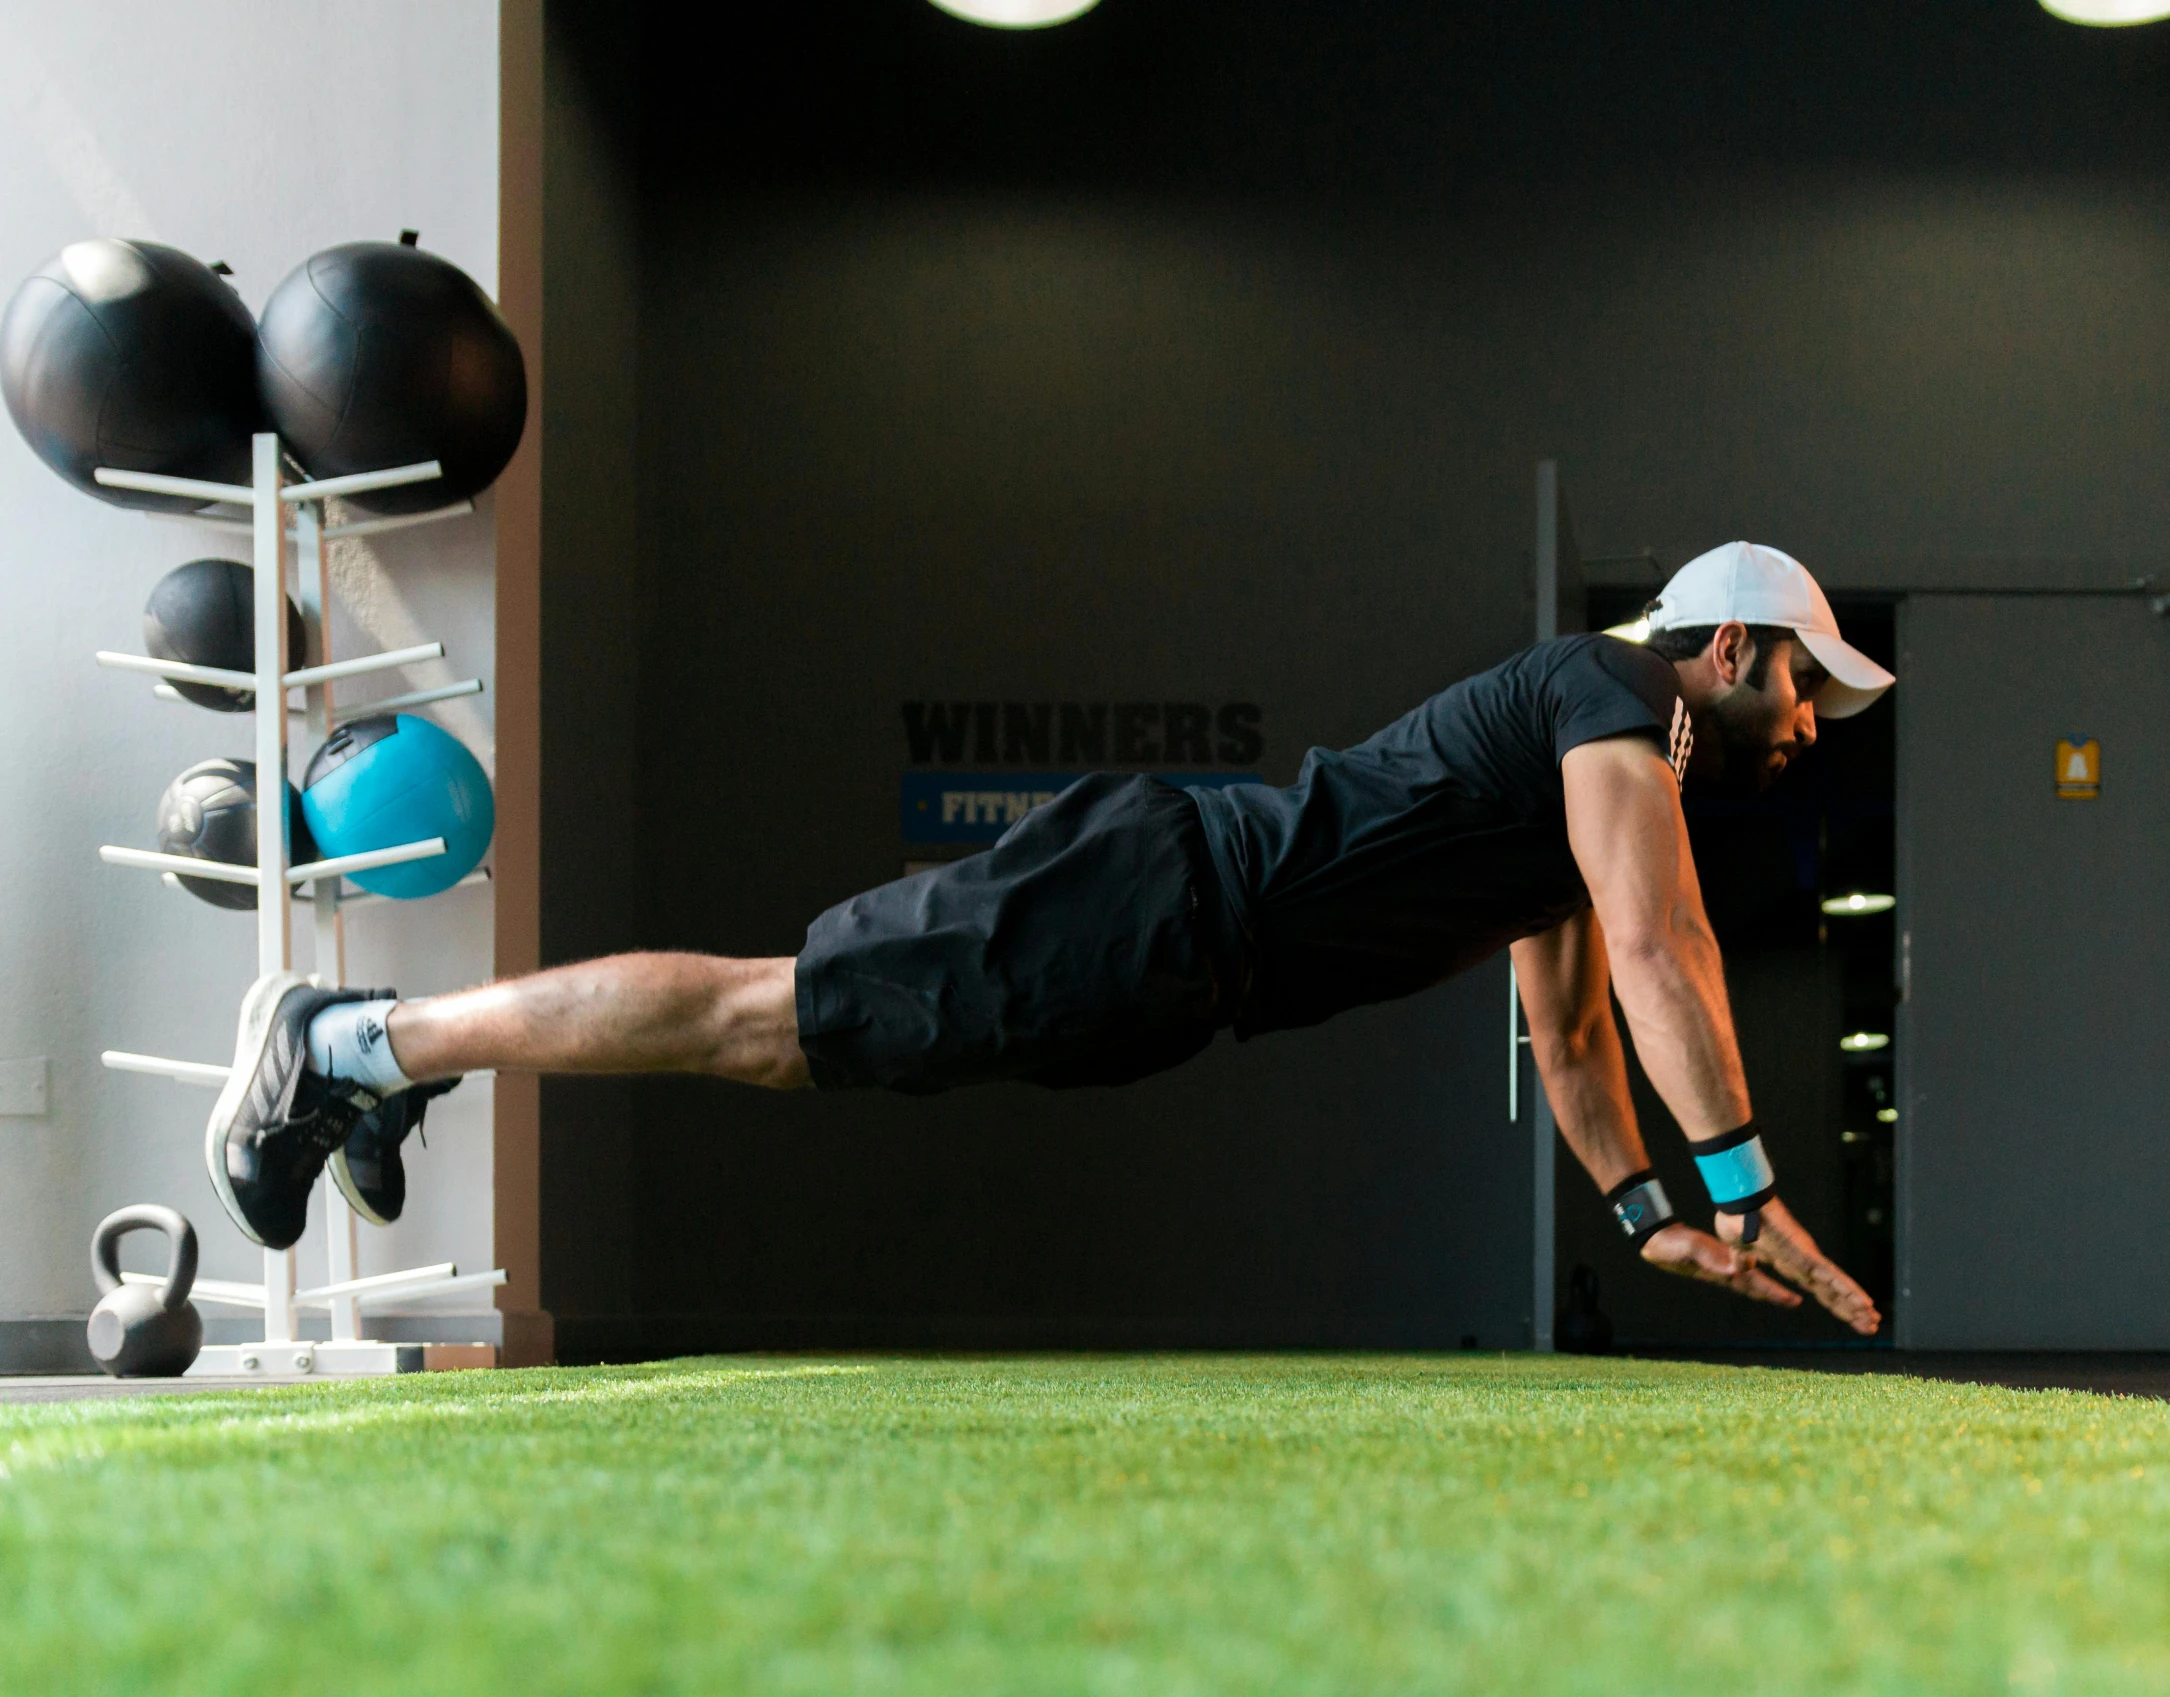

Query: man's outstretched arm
<box><xmin>1558</xmin><ymin>735</ymin><xmax>1880</xmax><ymax>1336</ymax></box>
<box><xmin>1511</xmin><ymin>913</ymin><xmax>1801</xmax><ymax>1312</ymax></box>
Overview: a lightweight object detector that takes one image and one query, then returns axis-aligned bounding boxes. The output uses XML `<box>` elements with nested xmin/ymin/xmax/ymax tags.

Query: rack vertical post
<box><xmin>251</xmin><ymin>434</ymin><xmax>301</xmax><ymax>1348</ymax></box>
<box><xmin>293</xmin><ymin>494</ymin><xmax>367</xmax><ymax>1344</ymax></box>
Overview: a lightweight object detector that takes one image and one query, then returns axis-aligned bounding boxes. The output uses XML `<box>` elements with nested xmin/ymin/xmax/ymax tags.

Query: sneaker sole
<box><xmin>326</xmin><ymin>1147</ymin><xmax>395</xmax><ymax>1228</ymax></box>
<box><xmin>202</xmin><ymin>970</ymin><xmax>315</xmax><ymax>1249</ymax></box>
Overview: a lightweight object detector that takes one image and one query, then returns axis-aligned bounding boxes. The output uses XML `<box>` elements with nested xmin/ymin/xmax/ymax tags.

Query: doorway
<box><xmin>1551</xmin><ymin>590</ymin><xmax>1899</xmax><ymax>1346</ymax></box>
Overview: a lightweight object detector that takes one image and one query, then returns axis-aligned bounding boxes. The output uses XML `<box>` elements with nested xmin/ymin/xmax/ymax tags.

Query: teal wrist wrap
<box><xmin>1691</xmin><ymin>1123</ymin><xmax>1777</xmax><ymax>1214</ymax></box>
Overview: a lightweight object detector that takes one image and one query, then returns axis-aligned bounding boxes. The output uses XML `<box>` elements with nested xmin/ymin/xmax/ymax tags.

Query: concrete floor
<box><xmin>1641</xmin><ymin>1349</ymin><xmax>2170</xmax><ymax>1400</ymax></box>
<box><xmin>0</xmin><ymin>1375</ymin><xmax>316</xmax><ymax>1403</ymax></box>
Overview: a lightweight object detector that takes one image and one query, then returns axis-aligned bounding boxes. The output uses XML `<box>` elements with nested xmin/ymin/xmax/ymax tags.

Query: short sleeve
<box><xmin>1548</xmin><ymin>637</ymin><xmax>1689</xmax><ymax>779</ymax></box>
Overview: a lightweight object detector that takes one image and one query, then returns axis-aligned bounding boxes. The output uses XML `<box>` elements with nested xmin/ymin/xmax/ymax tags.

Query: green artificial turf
<box><xmin>2</xmin><ymin>1355</ymin><xmax>2167</xmax><ymax>1694</ymax></box>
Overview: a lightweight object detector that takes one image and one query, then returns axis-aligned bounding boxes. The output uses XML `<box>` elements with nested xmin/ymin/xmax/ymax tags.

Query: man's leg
<box><xmin>205</xmin><ymin>952</ymin><xmax>809</xmax><ymax>1250</ymax></box>
<box><xmin>382</xmin><ymin>953</ymin><xmax>810</xmax><ymax>1090</ymax></box>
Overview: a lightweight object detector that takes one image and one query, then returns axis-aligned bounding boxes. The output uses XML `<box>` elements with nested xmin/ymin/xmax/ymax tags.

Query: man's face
<box><xmin>1704</xmin><ymin>633</ymin><xmax>1827</xmax><ymax>793</ymax></box>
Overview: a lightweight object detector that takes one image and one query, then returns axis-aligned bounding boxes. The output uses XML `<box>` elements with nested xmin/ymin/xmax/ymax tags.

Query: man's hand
<box><xmin>1639</xmin><ymin>1221</ymin><xmax>1803</xmax><ymax>1310</ymax></box>
<box><xmin>1715</xmin><ymin>1198</ymin><xmax>1882</xmax><ymax>1336</ymax></box>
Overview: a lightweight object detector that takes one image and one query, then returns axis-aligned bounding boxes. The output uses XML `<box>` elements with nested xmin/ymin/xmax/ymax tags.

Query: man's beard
<box><xmin>1704</xmin><ymin>692</ymin><xmax>1790</xmax><ymax>795</ymax></box>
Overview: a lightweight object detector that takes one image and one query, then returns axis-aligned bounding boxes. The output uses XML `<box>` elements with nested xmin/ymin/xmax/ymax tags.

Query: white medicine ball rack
<box><xmin>92</xmin><ymin>433</ymin><xmax>504</xmax><ymax>1376</ymax></box>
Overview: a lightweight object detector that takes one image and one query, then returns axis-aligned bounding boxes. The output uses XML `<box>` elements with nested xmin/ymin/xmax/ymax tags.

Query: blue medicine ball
<box><xmin>301</xmin><ymin>714</ymin><xmax>493</xmax><ymax>899</ymax></box>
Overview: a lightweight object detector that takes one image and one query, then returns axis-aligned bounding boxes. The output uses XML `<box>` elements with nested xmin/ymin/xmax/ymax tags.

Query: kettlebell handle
<box><xmin>90</xmin><ymin>1206</ymin><xmax>198</xmax><ymax>1312</ymax></box>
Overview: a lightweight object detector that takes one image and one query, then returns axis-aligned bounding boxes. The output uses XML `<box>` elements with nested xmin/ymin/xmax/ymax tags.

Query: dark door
<box><xmin>1899</xmin><ymin>593</ymin><xmax>2170</xmax><ymax>1347</ymax></box>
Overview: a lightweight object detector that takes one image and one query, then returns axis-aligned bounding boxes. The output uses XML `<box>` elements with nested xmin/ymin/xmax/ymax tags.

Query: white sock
<box><xmin>305</xmin><ymin>999</ymin><xmax>413</xmax><ymax>1096</ymax></box>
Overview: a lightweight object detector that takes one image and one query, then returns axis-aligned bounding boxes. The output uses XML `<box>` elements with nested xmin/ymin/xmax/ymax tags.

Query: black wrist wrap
<box><xmin>1604</xmin><ymin>1168</ymin><xmax>1677</xmax><ymax>1248</ymax></box>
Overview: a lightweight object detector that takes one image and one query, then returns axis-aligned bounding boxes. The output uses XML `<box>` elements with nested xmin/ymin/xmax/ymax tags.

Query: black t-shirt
<box><xmin>1191</xmin><ymin>634</ymin><xmax>1690</xmax><ymax>1037</ymax></box>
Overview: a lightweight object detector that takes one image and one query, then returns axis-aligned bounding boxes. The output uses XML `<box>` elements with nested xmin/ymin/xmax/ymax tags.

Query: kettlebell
<box><xmin>1555</xmin><ymin>1262</ymin><xmax>1614</xmax><ymax>1356</ymax></box>
<box><xmin>87</xmin><ymin>1206</ymin><xmax>203</xmax><ymax>1377</ymax></box>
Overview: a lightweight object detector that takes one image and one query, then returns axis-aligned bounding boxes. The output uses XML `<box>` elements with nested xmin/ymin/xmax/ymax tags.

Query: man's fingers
<box><xmin>1798</xmin><ymin>1261</ymin><xmax>1880</xmax><ymax>1335</ymax></box>
<box><xmin>1770</xmin><ymin>1254</ymin><xmax>1879</xmax><ymax>1334</ymax></box>
<box><xmin>1761</xmin><ymin>1250</ymin><xmax>1879</xmax><ymax>1334</ymax></box>
<box><xmin>1727</xmin><ymin>1265</ymin><xmax>1804</xmax><ymax>1308</ymax></box>
<box><xmin>1640</xmin><ymin>1224</ymin><xmax>1803</xmax><ymax>1307</ymax></box>
<box><xmin>1752</xmin><ymin>1207</ymin><xmax>1883</xmax><ymax>1336</ymax></box>
<box><xmin>1717</xmin><ymin>1202</ymin><xmax>1884</xmax><ymax>1336</ymax></box>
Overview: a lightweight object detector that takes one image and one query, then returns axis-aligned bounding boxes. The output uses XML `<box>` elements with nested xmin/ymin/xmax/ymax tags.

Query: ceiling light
<box><xmin>927</xmin><ymin>0</ymin><xmax>1102</xmax><ymax>26</ymax></box>
<box><xmin>1840</xmin><ymin>1032</ymin><xmax>1891</xmax><ymax>1053</ymax></box>
<box><xmin>1603</xmin><ymin>617</ymin><xmax>1651</xmax><ymax>643</ymax></box>
<box><xmin>2040</xmin><ymin>0</ymin><xmax>2170</xmax><ymax>24</ymax></box>
<box><xmin>1820</xmin><ymin>892</ymin><xmax>1895</xmax><ymax>917</ymax></box>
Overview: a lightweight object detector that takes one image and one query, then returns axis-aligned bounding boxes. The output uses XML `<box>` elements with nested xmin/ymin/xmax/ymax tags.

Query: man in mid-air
<box><xmin>205</xmin><ymin>540</ymin><xmax>1892</xmax><ymax>1335</ymax></box>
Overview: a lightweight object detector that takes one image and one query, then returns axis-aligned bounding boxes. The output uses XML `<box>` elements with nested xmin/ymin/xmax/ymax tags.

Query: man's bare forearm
<box><xmin>1604</xmin><ymin>919</ymin><xmax>1751</xmax><ymax>1140</ymax></box>
<box><xmin>1527</xmin><ymin>1020</ymin><xmax>1649</xmax><ymax>1194</ymax></box>
<box><xmin>1512</xmin><ymin>922</ymin><xmax>1651</xmax><ymax>1195</ymax></box>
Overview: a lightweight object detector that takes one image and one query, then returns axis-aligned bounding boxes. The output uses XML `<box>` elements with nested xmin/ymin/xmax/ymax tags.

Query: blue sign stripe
<box><xmin>901</xmin><ymin>772</ymin><xmax>1259</xmax><ymax>844</ymax></box>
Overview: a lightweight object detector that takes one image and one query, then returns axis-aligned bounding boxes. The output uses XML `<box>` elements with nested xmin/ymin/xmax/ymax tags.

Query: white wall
<box><xmin>0</xmin><ymin>0</ymin><xmax>502</xmax><ymax>1327</ymax></box>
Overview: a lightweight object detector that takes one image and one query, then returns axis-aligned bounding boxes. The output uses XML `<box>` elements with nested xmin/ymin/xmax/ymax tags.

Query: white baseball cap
<box><xmin>1646</xmin><ymin>541</ymin><xmax>1895</xmax><ymax>719</ymax></box>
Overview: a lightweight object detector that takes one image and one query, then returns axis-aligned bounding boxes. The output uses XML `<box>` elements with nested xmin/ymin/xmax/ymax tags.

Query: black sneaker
<box><xmin>329</xmin><ymin>1076</ymin><xmax>461</xmax><ymax>1227</ymax></box>
<box><xmin>203</xmin><ymin>971</ymin><xmax>398</xmax><ymax>1250</ymax></box>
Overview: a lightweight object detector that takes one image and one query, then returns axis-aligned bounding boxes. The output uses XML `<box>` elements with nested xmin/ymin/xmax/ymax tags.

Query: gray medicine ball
<box><xmin>143</xmin><ymin>559</ymin><xmax>306</xmax><ymax>712</ymax></box>
<box><xmin>156</xmin><ymin>758</ymin><xmax>316</xmax><ymax>910</ymax></box>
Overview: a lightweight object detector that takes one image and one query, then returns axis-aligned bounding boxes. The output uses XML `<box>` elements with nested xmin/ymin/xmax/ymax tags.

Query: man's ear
<box><xmin>1709</xmin><ymin>620</ymin><xmax>1752</xmax><ymax>688</ymax></box>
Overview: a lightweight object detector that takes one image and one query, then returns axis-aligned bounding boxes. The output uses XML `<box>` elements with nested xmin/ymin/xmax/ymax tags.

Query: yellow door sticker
<box><xmin>2055</xmin><ymin>737</ymin><xmax>2101</xmax><ymax>800</ymax></box>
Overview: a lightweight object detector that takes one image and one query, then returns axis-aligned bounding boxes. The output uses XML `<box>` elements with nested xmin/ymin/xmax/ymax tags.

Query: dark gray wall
<box><xmin>536</xmin><ymin>1</ymin><xmax>2170</xmax><ymax>1357</ymax></box>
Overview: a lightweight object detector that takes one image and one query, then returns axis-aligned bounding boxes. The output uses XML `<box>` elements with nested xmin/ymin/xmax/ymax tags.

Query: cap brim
<box><xmin>1794</xmin><ymin>627</ymin><xmax>1895</xmax><ymax>719</ymax></box>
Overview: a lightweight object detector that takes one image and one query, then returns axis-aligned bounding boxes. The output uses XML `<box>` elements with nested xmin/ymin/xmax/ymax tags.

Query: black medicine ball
<box><xmin>143</xmin><ymin>559</ymin><xmax>306</xmax><ymax>712</ymax></box>
<box><xmin>0</xmin><ymin>240</ymin><xmax>259</xmax><ymax>513</ymax></box>
<box><xmin>256</xmin><ymin>240</ymin><xmax>526</xmax><ymax>515</ymax></box>
<box><xmin>156</xmin><ymin>757</ymin><xmax>315</xmax><ymax>911</ymax></box>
